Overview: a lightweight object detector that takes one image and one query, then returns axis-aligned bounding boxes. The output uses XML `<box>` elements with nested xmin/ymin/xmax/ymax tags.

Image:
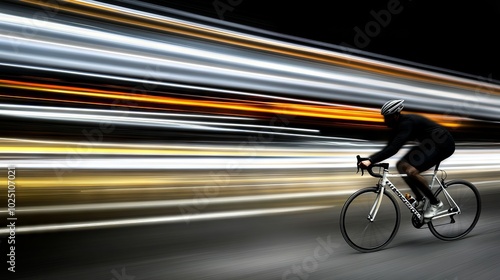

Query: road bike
<box><xmin>339</xmin><ymin>156</ymin><xmax>481</xmax><ymax>252</ymax></box>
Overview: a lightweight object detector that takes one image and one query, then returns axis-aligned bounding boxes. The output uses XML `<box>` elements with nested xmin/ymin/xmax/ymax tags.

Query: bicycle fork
<box><xmin>367</xmin><ymin>185</ymin><xmax>385</xmax><ymax>222</ymax></box>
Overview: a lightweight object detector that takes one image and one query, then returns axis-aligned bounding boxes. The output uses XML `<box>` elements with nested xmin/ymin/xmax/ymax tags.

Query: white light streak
<box><xmin>0</xmin><ymin>206</ymin><xmax>331</xmax><ymax>234</ymax></box>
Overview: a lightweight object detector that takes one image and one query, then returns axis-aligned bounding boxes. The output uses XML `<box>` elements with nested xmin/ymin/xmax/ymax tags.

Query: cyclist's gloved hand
<box><xmin>356</xmin><ymin>155</ymin><xmax>372</xmax><ymax>167</ymax></box>
<box><xmin>359</xmin><ymin>160</ymin><xmax>372</xmax><ymax>168</ymax></box>
<box><xmin>356</xmin><ymin>155</ymin><xmax>371</xmax><ymax>175</ymax></box>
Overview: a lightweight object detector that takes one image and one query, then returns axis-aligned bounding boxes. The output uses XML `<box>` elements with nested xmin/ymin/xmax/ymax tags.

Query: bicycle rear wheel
<box><xmin>340</xmin><ymin>187</ymin><xmax>400</xmax><ymax>252</ymax></box>
<box><xmin>428</xmin><ymin>180</ymin><xmax>481</xmax><ymax>241</ymax></box>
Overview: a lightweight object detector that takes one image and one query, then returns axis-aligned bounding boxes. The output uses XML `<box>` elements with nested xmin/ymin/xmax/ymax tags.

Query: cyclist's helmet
<box><xmin>380</xmin><ymin>99</ymin><xmax>404</xmax><ymax>116</ymax></box>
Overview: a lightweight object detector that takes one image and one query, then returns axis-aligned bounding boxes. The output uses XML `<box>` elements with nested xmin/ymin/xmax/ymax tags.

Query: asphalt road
<box><xmin>4</xmin><ymin>179</ymin><xmax>499</xmax><ymax>280</ymax></box>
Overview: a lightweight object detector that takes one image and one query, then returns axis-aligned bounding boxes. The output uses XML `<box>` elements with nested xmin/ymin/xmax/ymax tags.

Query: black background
<box><xmin>136</xmin><ymin>0</ymin><xmax>500</xmax><ymax>83</ymax></box>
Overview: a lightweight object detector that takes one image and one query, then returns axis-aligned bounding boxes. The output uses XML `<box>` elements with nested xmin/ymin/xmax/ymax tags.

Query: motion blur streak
<box><xmin>0</xmin><ymin>206</ymin><xmax>331</xmax><ymax>234</ymax></box>
<box><xmin>0</xmin><ymin>0</ymin><xmax>499</xmax><ymax>240</ymax></box>
<box><xmin>18</xmin><ymin>0</ymin><xmax>500</xmax><ymax>96</ymax></box>
<box><xmin>2</xmin><ymin>3</ymin><xmax>500</xmax><ymax>121</ymax></box>
<box><xmin>1</xmin><ymin>145</ymin><xmax>499</xmax><ymax>233</ymax></box>
<box><xmin>0</xmin><ymin>79</ymin><xmax>467</xmax><ymax>127</ymax></box>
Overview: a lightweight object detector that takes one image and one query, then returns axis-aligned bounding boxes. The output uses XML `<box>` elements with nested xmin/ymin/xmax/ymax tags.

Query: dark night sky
<box><xmin>133</xmin><ymin>0</ymin><xmax>500</xmax><ymax>83</ymax></box>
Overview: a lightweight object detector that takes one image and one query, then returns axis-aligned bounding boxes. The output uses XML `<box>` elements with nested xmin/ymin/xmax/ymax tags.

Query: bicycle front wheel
<box><xmin>428</xmin><ymin>180</ymin><xmax>481</xmax><ymax>241</ymax></box>
<box><xmin>340</xmin><ymin>187</ymin><xmax>400</xmax><ymax>252</ymax></box>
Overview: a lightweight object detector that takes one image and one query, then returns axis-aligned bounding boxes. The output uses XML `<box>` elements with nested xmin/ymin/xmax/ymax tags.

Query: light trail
<box><xmin>0</xmin><ymin>143</ymin><xmax>497</xmax><ymax>170</ymax></box>
<box><xmin>0</xmin><ymin>79</ymin><xmax>464</xmax><ymax>126</ymax></box>
<box><xmin>1</xmin><ymin>5</ymin><xmax>499</xmax><ymax>121</ymax></box>
<box><xmin>0</xmin><ymin>103</ymin><xmax>319</xmax><ymax>133</ymax></box>
<box><xmin>0</xmin><ymin>206</ymin><xmax>332</xmax><ymax>234</ymax></box>
<box><xmin>6</xmin><ymin>190</ymin><xmax>352</xmax><ymax>214</ymax></box>
<box><xmin>19</xmin><ymin>0</ymin><xmax>500</xmax><ymax>97</ymax></box>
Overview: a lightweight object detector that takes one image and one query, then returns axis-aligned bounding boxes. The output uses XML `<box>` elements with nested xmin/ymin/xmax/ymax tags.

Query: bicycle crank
<box><xmin>411</xmin><ymin>213</ymin><xmax>425</xmax><ymax>228</ymax></box>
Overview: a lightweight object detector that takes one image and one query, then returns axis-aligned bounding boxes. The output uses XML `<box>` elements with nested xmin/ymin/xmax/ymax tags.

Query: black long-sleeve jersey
<box><xmin>369</xmin><ymin>114</ymin><xmax>454</xmax><ymax>163</ymax></box>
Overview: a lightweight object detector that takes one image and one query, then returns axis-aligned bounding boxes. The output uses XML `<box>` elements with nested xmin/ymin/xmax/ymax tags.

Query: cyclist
<box><xmin>358</xmin><ymin>99</ymin><xmax>455</xmax><ymax>218</ymax></box>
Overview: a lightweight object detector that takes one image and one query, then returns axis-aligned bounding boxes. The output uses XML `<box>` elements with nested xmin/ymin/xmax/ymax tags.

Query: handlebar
<box><xmin>356</xmin><ymin>155</ymin><xmax>389</xmax><ymax>178</ymax></box>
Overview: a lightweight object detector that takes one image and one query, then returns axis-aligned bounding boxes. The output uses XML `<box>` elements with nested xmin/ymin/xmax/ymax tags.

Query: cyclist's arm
<box><xmin>369</xmin><ymin>120</ymin><xmax>413</xmax><ymax>163</ymax></box>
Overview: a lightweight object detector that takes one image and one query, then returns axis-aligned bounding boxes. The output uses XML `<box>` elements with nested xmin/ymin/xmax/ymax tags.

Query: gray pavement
<box><xmin>6</xmin><ymin>179</ymin><xmax>500</xmax><ymax>280</ymax></box>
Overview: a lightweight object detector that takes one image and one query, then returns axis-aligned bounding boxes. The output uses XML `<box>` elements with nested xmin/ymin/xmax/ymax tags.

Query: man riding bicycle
<box><xmin>358</xmin><ymin>99</ymin><xmax>455</xmax><ymax>218</ymax></box>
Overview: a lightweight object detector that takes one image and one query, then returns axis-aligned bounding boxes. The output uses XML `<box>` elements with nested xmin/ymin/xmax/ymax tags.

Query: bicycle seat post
<box><xmin>434</xmin><ymin>161</ymin><xmax>441</xmax><ymax>173</ymax></box>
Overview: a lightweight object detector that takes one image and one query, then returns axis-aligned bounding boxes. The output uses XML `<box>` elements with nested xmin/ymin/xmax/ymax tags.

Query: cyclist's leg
<box><xmin>401</xmin><ymin>137</ymin><xmax>455</xmax><ymax>201</ymax></box>
<box><xmin>397</xmin><ymin>158</ymin><xmax>438</xmax><ymax>204</ymax></box>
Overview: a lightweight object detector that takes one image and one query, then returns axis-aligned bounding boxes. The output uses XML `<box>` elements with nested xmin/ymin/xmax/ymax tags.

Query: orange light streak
<box><xmin>0</xmin><ymin>79</ymin><xmax>462</xmax><ymax>127</ymax></box>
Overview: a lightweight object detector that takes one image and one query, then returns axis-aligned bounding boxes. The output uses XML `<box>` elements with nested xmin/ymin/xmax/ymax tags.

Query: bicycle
<box><xmin>339</xmin><ymin>155</ymin><xmax>481</xmax><ymax>252</ymax></box>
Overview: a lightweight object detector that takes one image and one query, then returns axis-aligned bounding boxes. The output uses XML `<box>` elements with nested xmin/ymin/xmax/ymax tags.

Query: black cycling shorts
<box><xmin>402</xmin><ymin>130</ymin><xmax>455</xmax><ymax>172</ymax></box>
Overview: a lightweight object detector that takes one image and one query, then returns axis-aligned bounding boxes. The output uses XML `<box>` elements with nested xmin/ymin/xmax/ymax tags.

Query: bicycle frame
<box><xmin>344</xmin><ymin>157</ymin><xmax>481</xmax><ymax>252</ymax></box>
<box><xmin>369</xmin><ymin>166</ymin><xmax>461</xmax><ymax>222</ymax></box>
